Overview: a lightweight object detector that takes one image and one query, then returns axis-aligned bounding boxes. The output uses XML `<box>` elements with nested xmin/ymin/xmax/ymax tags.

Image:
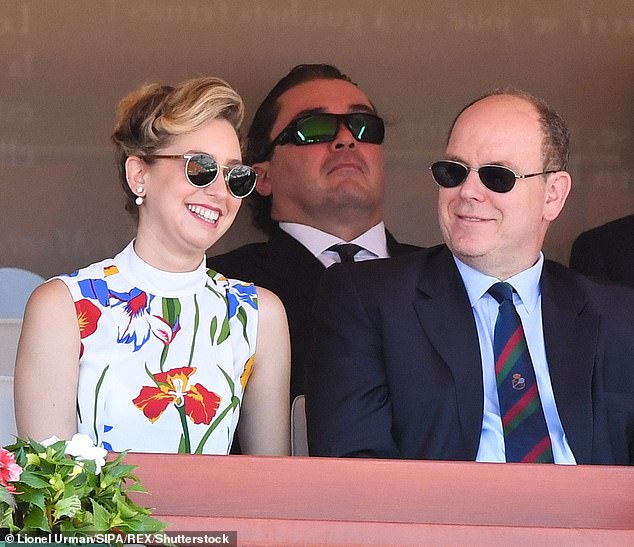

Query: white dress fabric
<box><xmin>56</xmin><ymin>241</ymin><xmax>258</xmax><ymax>454</ymax></box>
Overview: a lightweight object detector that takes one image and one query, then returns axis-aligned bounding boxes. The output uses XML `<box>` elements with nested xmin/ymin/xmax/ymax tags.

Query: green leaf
<box><xmin>106</xmin><ymin>463</ymin><xmax>136</xmax><ymax>478</ymax></box>
<box><xmin>54</xmin><ymin>494</ymin><xmax>81</xmax><ymax>519</ymax></box>
<box><xmin>22</xmin><ymin>505</ymin><xmax>50</xmax><ymax>532</ymax></box>
<box><xmin>0</xmin><ymin>486</ymin><xmax>16</xmax><ymax>508</ymax></box>
<box><xmin>93</xmin><ymin>364</ymin><xmax>110</xmax><ymax>444</ymax></box>
<box><xmin>187</xmin><ymin>294</ymin><xmax>200</xmax><ymax>366</ymax></box>
<box><xmin>219</xmin><ymin>365</ymin><xmax>236</xmax><ymax>397</ymax></box>
<box><xmin>237</xmin><ymin>306</ymin><xmax>249</xmax><ymax>344</ymax></box>
<box><xmin>162</xmin><ymin>297</ymin><xmax>182</xmax><ymax>327</ymax></box>
<box><xmin>205</xmin><ymin>282</ymin><xmax>224</xmax><ymax>299</ymax></box>
<box><xmin>115</xmin><ymin>496</ymin><xmax>140</xmax><ymax>520</ymax></box>
<box><xmin>144</xmin><ymin>363</ymin><xmax>160</xmax><ymax>386</ymax></box>
<box><xmin>90</xmin><ymin>499</ymin><xmax>111</xmax><ymax>531</ymax></box>
<box><xmin>1</xmin><ymin>504</ymin><xmax>16</xmax><ymax>529</ymax></box>
<box><xmin>160</xmin><ymin>298</ymin><xmax>181</xmax><ymax>371</ymax></box>
<box><xmin>178</xmin><ymin>434</ymin><xmax>187</xmax><ymax>454</ymax></box>
<box><xmin>159</xmin><ymin>344</ymin><xmax>169</xmax><ymax>371</ymax></box>
<box><xmin>18</xmin><ymin>489</ymin><xmax>45</xmax><ymax>511</ymax></box>
<box><xmin>18</xmin><ymin>470</ymin><xmax>51</xmax><ymax>489</ymax></box>
<box><xmin>210</xmin><ymin>315</ymin><xmax>218</xmax><ymax>343</ymax></box>
<box><xmin>217</xmin><ymin>315</ymin><xmax>230</xmax><ymax>345</ymax></box>
<box><xmin>124</xmin><ymin>483</ymin><xmax>147</xmax><ymax>493</ymax></box>
<box><xmin>107</xmin><ymin>451</ymin><xmax>128</xmax><ymax>466</ymax></box>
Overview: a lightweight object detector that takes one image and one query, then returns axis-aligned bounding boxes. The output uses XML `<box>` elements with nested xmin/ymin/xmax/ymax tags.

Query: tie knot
<box><xmin>328</xmin><ymin>243</ymin><xmax>364</xmax><ymax>263</ymax></box>
<box><xmin>488</xmin><ymin>282</ymin><xmax>514</xmax><ymax>304</ymax></box>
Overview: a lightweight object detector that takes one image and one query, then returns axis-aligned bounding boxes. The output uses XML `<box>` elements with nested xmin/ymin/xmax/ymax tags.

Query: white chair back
<box><xmin>0</xmin><ymin>319</ymin><xmax>21</xmax><ymax>446</ymax></box>
<box><xmin>0</xmin><ymin>267</ymin><xmax>45</xmax><ymax>319</ymax></box>
<box><xmin>291</xmin><ymin>394</ymin><xmax>308</xmax><ymax>456</ymax></box>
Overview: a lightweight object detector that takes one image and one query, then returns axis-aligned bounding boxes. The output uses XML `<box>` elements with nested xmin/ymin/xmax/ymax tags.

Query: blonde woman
<box><xmin>15</xmin><ymin>77</ymin><xmax>290</xmax><ymax>455</ymax></box>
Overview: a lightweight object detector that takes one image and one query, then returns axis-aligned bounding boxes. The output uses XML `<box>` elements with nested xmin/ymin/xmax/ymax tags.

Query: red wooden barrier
<box><xmin>124</xmin><ymin>453</ymin><xmax>634</xmax><ymax>546</ymax></box>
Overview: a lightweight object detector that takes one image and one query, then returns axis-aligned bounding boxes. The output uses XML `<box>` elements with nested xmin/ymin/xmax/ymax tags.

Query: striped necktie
<box><xmin>488</xmin><ymin>282</ymin><xmax>553</xmax><ymax>463</ymax></box>
<box><xmin>328</xmin><ymin>243</ymin><xmax>363</xmax><ymax>263</ymax></box>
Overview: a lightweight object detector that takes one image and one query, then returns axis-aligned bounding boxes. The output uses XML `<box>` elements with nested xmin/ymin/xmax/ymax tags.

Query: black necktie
<box><xmin>328</xmin><ymin>243</ymin><xmax>363</xmax><ymax>263</ymax></box>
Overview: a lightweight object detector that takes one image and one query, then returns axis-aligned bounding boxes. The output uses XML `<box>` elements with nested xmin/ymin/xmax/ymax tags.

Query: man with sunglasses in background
<box><xmin>306</xmin><ymin>89</ymin><xmax>634</xmax><ymax>465</ymax></box>
<box><xmin>208</xmin><ymin>64</ymin><xmax>419</xmax><ymax>403</ymax></box>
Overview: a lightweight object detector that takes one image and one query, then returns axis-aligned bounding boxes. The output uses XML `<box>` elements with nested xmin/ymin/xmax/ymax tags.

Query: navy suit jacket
<box><xmin>208</xmin><ymin>226</ymin><xmax>420</xmax><ymax>399</ymax></box>
<box><xmin>306</xmin><ymin>245</ymin><xmax>634</xmax><ymax>465</ymax></box>
<box><xmin>570</xmin><ymin>214</ymin><xmax>634</xmax><ymax>288</ymax></box>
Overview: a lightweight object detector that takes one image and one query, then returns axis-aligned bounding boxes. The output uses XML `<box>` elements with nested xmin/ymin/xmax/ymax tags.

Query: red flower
<box><xmin>133</xmin><ymin>367</ymin><xmax>221</xmax><ymax>425</ymax></box>
<box><xmin>75</xmin><ymin>299</ymin><xmax>101</xmax><ymax>357</ymax></box>
<box><xmin>0</xmin><ymin>447</ymin><xmax>22</xmax><ymax>489</ymax></box>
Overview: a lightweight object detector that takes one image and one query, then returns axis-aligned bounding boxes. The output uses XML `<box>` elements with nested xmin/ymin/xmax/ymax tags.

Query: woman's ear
<box><xmin>125</xmin><ymin>155</ymin><xmax>147</xmax><ymax>196</ymax></box>
<box><xmin>253</xmin><ymin>161</ymin><xmax>271</xmax><ymax>196</ymax></box>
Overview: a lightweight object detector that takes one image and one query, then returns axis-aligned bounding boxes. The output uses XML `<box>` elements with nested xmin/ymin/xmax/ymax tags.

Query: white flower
<box><xmin>64</xmin><ymin>434</ymin><xmax>108</xmax><ymax>474</ymax></box>
<box><xmin>40</xmin><ymin>435</ymin><xmax>61</xmax><ymax>447</ymax></box>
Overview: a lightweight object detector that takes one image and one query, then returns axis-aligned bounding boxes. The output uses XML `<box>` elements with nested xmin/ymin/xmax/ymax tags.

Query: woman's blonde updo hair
<box><xmin>111</xmin><ymin>77</ymin><xmax>245</xmax><ymax>218</ymax></box>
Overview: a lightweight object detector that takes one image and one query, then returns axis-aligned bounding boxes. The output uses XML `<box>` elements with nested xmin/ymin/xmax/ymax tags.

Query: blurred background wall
<box><xmin>1</xmin><ymin>0</ymin><xmax>633</xmax><ymax>277</ymax></box>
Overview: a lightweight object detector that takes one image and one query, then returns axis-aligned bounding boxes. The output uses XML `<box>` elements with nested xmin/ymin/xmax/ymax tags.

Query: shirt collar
<box><xmin>453</xmin><ymin>253</ymin><xmax>544</xmax><ymax>314</ymax></box>
<box><xmin>279</xmin><ymin>221</ymin><xmax>388</xmax><ymax>259</ymax></box>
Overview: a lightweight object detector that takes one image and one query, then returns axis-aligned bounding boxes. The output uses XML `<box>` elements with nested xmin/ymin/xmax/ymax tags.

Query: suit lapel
<box><xmin>541</xmin><ymin>264</ymin><xmax>598</xmax><ymax>464</ymax></box>
<box><xmin>386</xmin><ymin>231</ymin><xmax>417</xmax><ymax>256</ymax></box>
<box><xmin>412</xmin><ymin>247</ymin><xmax>484</xmax><ymax>456</ymax></box>
<box><xmin>257</xmin><ymin>228</ymin><xmax>325</xmax><ymax>289</ymax></box>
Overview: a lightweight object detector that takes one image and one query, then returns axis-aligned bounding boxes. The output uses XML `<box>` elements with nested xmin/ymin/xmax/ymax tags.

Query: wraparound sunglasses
<box><xmin>266</xmin><ymin>112</ymin><xmax>385</xmax><ymax>157</ymax></box>
<box><xmin>429</xmin><ymin>160</ymin><xmax>561</xmax><ymax>193</ymax></box>
<box><xmin>143</xmin><ymin>153</ymin><xmax>257</xmax><ymax>198</ymax></box>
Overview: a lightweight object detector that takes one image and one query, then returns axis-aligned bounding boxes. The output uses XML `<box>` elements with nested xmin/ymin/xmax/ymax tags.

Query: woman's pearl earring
<box><xmin>135</xmin><ymin>186</ymin><xmax>144</xmax><ymax>206</ymax></box>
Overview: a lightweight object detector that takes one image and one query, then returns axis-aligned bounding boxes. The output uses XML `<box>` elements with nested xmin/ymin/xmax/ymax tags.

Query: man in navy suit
<box><xmin>570</xmin><ymin>214</ymin><xmax>634</xmax><ymax>288</ymax></box>
<box><xmin>209</xmin><ymin>64</ymin><xmax>419</xmax><ymax>401</ymax></box>
<box><xmin>306</xmin><ymin>89</ymin><xmax>634</xmax><ymax>465</ymax></box>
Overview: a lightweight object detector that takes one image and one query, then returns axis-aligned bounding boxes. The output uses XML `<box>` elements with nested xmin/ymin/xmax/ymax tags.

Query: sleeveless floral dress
<box><xmin>56</xmin><ymin>241</ymin><xmax>258</xmax><ymax>454</ymax></box>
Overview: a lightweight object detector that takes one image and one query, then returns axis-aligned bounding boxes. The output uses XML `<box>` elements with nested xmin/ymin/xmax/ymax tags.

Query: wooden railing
<box><xmin>125</xmin><ymin>453</ymin><xmax>634</xmax><ymax>546</ymax></box>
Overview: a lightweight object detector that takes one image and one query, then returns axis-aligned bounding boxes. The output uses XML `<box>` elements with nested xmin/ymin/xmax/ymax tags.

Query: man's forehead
<box><xmin>450</xmin><ymin>97</ymin><xmax>540</xmax><ymax>142</ymax></box>
<box><xmin>276</xmin><ymin>79</ymin><xmax>374</xmax><ymax>121</ymax></box>
<box><xmin>447</xmin><ymin>95</ymin><xmax>543</xmax><ymax>165</ymax></box>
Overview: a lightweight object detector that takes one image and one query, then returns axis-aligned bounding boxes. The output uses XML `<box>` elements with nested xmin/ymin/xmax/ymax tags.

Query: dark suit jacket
<box><xmin>306</xmin><ymin>245</ymin><xmax>634</xmax><ymax>465</ymax></box>
<box><xmin>208</xmin><ymin>226</ymin><xmax>420</xmax><ymax>399</ymax></box>
<box><xmin>570</xmin><ymin>214</ymin><xmax>634</xmax><ymax>288</ymax></box>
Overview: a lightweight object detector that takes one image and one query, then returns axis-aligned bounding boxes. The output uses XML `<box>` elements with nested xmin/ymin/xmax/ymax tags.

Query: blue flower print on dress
<box><xmin>101</xmin><ymin>424</ymin><xmax>113</xmax><ymax>451</ymax></box>
<box><xmin>227</xmin><ymin>283</ymin><xmax>258</xmax><ymax>319</ymax></box>
<box><xmin>78</xmin><ymin>278</ymin><xmax>111</xmax><ymax>307</ymax></box>
<box><xmin>110</xmin><ymin>288</ymin><xmax>180</xmax><ymax>351</ymax></box>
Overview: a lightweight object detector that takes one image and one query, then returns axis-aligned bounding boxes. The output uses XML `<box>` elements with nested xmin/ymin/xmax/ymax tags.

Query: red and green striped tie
<box><xmin>488</xmin><ymin>282</ymin><xmax>553</xmax><ymax>463</ymax></box>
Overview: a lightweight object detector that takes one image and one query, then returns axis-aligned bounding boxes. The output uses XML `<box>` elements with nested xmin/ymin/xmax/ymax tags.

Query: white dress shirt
<box><xmin>454</xmin><ymin>254</ymin><xmax>576</xmax><ymax>464</ymax></box>
<box><xmin>279</xmin><ymin>221</ymin><xmax>390</xmax><ymax>267</ymax></box>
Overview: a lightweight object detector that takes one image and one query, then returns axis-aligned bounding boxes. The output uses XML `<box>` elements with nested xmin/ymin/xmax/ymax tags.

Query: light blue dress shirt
<box><xmin>454</xmin><ymin>254</ymin><xmax>576</xmax><ymax>464</ymax></box>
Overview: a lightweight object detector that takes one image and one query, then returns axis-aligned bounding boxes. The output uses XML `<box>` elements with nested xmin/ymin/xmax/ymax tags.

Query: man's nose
<box><xmin>330</xmin><ymin>120</ymin><xmax>356</xmax><ymax>150</ymax></box>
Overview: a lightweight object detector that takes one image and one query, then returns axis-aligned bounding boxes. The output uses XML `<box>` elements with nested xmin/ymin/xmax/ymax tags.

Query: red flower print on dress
<box><xmin>75</xmin><ymin>299</ymin><xmax>101</xmax><ymax>358</ymax></box>
<box><xmin>133</xmin><ymin>367</ymin><xmax>221</xmax><ymax>425</ymax></box>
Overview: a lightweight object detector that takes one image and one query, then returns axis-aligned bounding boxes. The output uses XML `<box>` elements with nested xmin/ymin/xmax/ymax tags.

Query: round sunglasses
<box><xmin>429</xmin><ymin>160</ymin><xmax>561</xmax><ymax>193</ymax></box>
<box><xmin>143</xmin><ymin>153</ymin><xmax>257</xmax><ymax>198</ymax></box>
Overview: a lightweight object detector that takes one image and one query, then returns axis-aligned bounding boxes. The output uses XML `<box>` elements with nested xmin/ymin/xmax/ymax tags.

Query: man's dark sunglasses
<box><xmin>266</xmin><ymin>112</ymin><xmax>385</xmax><ymax>156</ymax></box>
<box><xmin>429</xmin><ymin>160</ymin><xmax>561</xmax><ymax>194</ymax></box>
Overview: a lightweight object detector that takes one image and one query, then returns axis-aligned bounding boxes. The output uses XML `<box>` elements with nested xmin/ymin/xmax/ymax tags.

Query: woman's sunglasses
<box><xmin>266</xmin><ymin>112</ymin><xmax>385</xmax><ymax>156</ymax></box>
<box><xmin>143</xmin><ymin>153</ymin><xmax>257</xmax><ymax>198</ymax></box>
<box><xmin>429</xmin><ymin>160</ymin><xmax>561</xmax><ymax>194</ymax></box>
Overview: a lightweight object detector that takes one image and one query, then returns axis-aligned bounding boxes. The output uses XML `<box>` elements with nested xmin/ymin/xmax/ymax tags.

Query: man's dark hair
<box><xmin>447</xmin><ymin>88</ymin><xmax>570</xmax><ymax>172</ymax></box>
<box><xmin>247</xmin><ymin>64</ymin><xmax>356</xmax><ymax>234</ymax></box>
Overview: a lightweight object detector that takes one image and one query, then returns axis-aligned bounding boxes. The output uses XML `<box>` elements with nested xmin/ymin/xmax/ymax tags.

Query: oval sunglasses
<box><xmin>143</xmin><ymin>153</ymin><xmax>257</xmax><ymax>198</ymax></box>
<box><xmin>429</xmin><ymin>159</ymin><xmax>561</xmax><ymax>193</ymax></box>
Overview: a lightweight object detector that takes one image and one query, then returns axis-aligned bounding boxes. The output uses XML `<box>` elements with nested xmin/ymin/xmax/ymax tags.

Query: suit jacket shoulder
<box><xmin>569</xmin><ymin>214</ymin><xmax>634</xmax><ymax>287</ymax></box>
